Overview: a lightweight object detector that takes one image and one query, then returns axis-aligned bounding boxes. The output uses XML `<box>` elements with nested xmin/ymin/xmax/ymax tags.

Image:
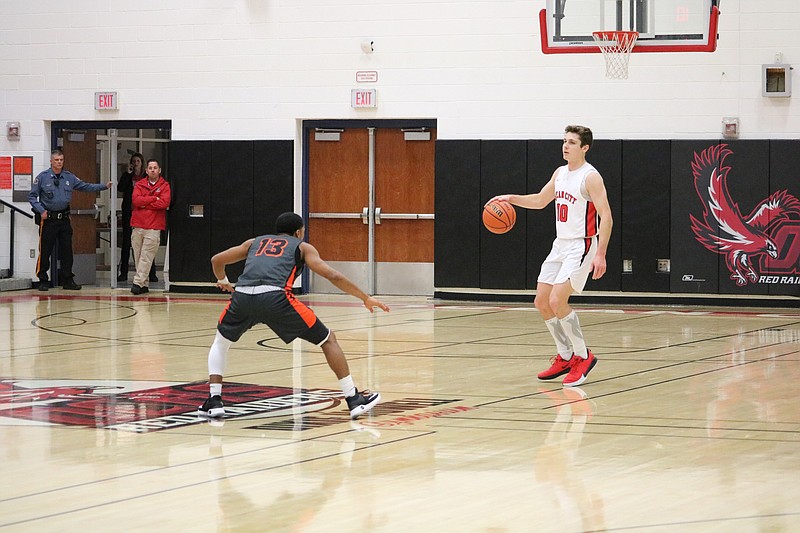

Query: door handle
<box><xmin>70</xmin><ymin>208</ymin><xmax>99</xmax><ymax>216</ymax></box>
<box><xmin>309</xmin><ymin>212</ymin><xmax>363</xmax><ymax>219</ymax></box>
<box><xmin>373</xmin><ymin>213</ymin><xmax>435</xmax><ymax>220</ymax></box>
<box><xmin>375</xmin><ymin>207</ymin><xmax>382</xmax><ymax>224</ymax></box>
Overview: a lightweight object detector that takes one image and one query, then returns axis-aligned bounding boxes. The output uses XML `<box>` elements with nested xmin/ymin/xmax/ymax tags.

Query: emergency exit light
<box><xmin>351</xmin><ymin>89</ymin><xmax>377</xmax><ymax>108</ymax></box>
<box><xmin>95</xmin><ymin>92</ymin><xmax>119</xmax><ymax>110</ymax></box>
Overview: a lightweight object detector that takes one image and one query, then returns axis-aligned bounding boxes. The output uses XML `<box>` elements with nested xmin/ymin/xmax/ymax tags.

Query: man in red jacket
<box><xmin>130</xmin><ymin>159</ymin><xmax>171</xmax><ymax>294</ymax></box>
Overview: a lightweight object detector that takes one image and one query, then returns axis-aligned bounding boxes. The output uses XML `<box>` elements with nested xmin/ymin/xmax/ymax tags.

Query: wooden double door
<box><xmin>306</xmin><ymin>122</ymin><xmax>436</xmax><ymax>295</ymax></box>
<box><xmin>60</xmin><ymin>130</ymin><xmax>100</xmax><ymax>285</ymax></box>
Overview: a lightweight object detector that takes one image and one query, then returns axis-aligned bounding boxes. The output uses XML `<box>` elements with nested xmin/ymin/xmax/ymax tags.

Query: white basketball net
<box><xmin>592</xmin><ymin>31</ymin><xmax>639</xmax><ymax>80</ymax></box>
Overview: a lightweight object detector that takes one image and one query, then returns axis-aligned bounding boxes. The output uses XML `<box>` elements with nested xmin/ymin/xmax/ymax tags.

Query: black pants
<box><xmin>37</xmin><ymin>216</ymin><xmax>74</xmax><ymax>284</ymax></box>
<box><xmin>119</xmin><ymin>216</ymin><xmax>133</xmax><ymax>275</ymax></box>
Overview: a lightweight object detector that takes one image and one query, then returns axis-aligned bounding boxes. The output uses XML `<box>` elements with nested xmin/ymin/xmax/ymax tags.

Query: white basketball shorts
<box><xmin>537</xmin><ymin>236</ymin><xmax>598</xmax><ymax>294</ymax></box>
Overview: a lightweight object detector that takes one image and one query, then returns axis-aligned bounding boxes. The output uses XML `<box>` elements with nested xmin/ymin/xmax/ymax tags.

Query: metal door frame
<box><xmin>51</xmin><ymin>120</ymin><xmax>171</xmax><ymax>288</ymax></box>
<box><xmin>302</xmin><ymin>118</ymin><xmax>437</xmax><ymax>295</ymax></box>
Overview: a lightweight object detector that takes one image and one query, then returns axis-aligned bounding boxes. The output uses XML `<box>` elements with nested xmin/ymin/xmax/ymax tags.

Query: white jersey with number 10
<box><xmin>553</xmin><ymin>162</ymin><xmax>598</xmax><ymax>239</ymax></box>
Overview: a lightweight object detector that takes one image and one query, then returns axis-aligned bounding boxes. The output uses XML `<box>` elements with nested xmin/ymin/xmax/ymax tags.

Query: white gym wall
<box><xmin>1</xmin><ymin>0</ymin><xmax>798</xmax><ymax>279</ymax></box>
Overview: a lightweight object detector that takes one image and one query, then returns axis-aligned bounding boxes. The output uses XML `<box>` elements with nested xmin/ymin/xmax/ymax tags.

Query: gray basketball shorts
<box><xmin>216</xmin><ymin>290</ymin><xmax>330</xmax><ymax>345</ymax></box>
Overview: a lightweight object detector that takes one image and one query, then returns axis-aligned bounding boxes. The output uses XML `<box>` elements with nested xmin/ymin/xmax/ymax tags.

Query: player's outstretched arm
<box><xmin>300</xmin><ymin>242</ymin><xmax>390</xmax><ymax>313</ymax></box>
<box><xmin>488</xmin><ymin>170</ymin><xmax>557</xmax><ymax>210</ymax></box>
<box><xmin>211</xmin><ymin>239</ymin><xmax>254</xmax><ymax>292</ymax></box>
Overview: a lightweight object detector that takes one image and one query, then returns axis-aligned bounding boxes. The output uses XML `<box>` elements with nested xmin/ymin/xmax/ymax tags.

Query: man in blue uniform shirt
<box><xmin>29</xmin><ymin>149</ymin><xmax>112</xmax><ymax>291</ymax></box>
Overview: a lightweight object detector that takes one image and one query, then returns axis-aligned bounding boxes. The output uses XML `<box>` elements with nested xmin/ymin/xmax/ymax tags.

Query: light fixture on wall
<box><xmin>361</xmin><ymin>40</ymin><xmax>374</xmax><ymax>54</ymax></box>
<box><xmin>6</xmin><ymin>121</ymin><xmax>20</xmax><ymax>140</ymax></box>
<box><xmin>722</xmin><ymin>117</ymin><xmax>739</xmax><ymax>139</ymax></box>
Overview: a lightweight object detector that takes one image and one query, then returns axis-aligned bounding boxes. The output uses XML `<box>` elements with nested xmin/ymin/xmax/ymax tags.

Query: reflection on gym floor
<box><xmin>2</xmin><ymin>290</ymin><xmax>799</xmax><ymax>531</ymax></box>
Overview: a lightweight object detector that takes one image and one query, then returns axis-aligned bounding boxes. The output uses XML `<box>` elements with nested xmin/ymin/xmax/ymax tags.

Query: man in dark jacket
<box><xmin>29</xmin><ymin>149</ymin><xmax>111</xmax><ymax>291</ymax></box>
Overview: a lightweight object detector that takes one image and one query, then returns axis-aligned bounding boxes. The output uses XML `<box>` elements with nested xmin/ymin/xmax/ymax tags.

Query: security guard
<box><xmin>29</xmin><ymin>149</ymin><xmax>112</xmax><ymax>291</ymax></box>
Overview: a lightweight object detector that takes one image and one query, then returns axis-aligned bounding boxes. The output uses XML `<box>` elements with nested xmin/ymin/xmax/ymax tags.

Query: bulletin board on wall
<box><xmin>0</xmin><ymin>156</ymin><xmax>11</xmax><ymax>190</ymax></box>
<box><xmin>12</xmin><ymin>156</ymin><xmax>33</xmax><ymax>203</ymax></box>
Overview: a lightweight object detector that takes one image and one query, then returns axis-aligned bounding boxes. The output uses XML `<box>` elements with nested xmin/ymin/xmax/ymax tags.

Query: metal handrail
<box><xmin>0</xmin><ymin>199</ymin><xmax>33</xmax><ymax>219</ymax></box>
<box><xmin>0</xmin><ymin>199</ymin><xmax>34</xmax><ymax>278</ymax></box>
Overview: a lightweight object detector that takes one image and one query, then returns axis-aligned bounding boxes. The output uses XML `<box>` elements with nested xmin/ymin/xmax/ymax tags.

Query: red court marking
<box><xmin>2</xmin><ymin>292</ymin><xmax>797</xmax><ymax>319</ymax></box>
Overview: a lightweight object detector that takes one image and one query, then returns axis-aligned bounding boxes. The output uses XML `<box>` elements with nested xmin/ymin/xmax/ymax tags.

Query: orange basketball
<box><xmin>482</xmin><ymin>200</ymin><xmax>516</xmax><ymax>234</ymax></box>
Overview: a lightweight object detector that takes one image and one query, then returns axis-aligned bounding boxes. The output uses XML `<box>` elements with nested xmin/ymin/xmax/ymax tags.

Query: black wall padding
<box><xmin>582</xmin><ymin>139</ymin><xmax>622</xmax><ymax>292</ymax></box>
<box><xmin>168</xmin><ymin>141</ymin><xmax>212</xmax><ymax>282</ymax></box>
<box><xmin>767</xmin><ymin>140</ymin><xmax>800</xmax><ymax>297</ymax></box>
<box><xmin>525</xmin><ymin>140</ymin><xmax>562</xmax><ymax>289</ymax></box>
<box><xmin>670</xmin><ymin>140</ymin><xmax>721</xmax><ymax>294</ymax></box>
<box><xmin>716</xmin><ymin>140</ymin><xmax>770</xmax><ymax>295</ymax></box>
<box><xmin>211</xmin><ymin>141</ymin><xmax>255</xmax><ymax>282</ymax></box>
<box><xmin>479</xmin><ymin>140</ymin><xmax>527</xmax><ymax>289</ymax></box>
<box><xmin>253</xmin><ymin>141</ymin><xmax>294</xmax><ymax>236</ymax></box>
<box><xmin>434</xmin><ymin>140</ymin><xmax>481</xmax><ymax>288</ymax></box>
<box><xmin>434</xmin><ymin>138</ymin><xmax>800</xmax><ymax>299</ymax></box>
<box><xmin>621</xmin><ymin>140</ymin><xmax>671</xmax><ymax>292</ymax></box>
<box><xmin>168</xmin><ymin>140</ymin><xmax>294</xmax><ymax>284</ymax></box>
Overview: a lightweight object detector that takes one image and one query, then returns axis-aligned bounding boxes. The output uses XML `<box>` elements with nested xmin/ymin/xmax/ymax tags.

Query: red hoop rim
<box><xmin>592</xmin><ymin>31</ymin><xmax>640</xmax><ymax>40</ymax></box>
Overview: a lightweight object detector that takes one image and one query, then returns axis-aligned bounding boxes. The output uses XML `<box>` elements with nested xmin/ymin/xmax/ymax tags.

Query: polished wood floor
<box><xmin>1</xmin><ymin>288</ymin><xmax>799</xmax><ymax>532</ymax></box>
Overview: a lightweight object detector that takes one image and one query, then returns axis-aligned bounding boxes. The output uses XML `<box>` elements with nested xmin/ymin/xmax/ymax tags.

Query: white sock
<box><xmin>544</xmin><ymin>316</ymin><xmax>573</xmax><ymax>360</ymax></box>
<box><xmin>339</xmin><ymin>375</ymin><xmax>356</xmax><ymax>398</ymax></box>
<box><xmin>559</xmin><ymin>311</ymin><xmax>588</xmax><ymax>359</ymax></box>
<box><xmin>210</xmin><ymin>383</ymin><xmax>222</xmax><ymax>397</ymax></box>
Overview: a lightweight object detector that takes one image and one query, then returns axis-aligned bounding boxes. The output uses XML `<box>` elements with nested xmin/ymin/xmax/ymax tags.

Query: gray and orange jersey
<box><xmin>236</xmin><ymin>234</ymin><xmax>304</xmax><ymax>289</ymax></box>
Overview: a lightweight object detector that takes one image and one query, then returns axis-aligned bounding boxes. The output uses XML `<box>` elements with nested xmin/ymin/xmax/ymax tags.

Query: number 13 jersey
<box><xmin>237</xmin><ymin>235</ymin><xmax>304</xmax><ymax>289</ymax></box>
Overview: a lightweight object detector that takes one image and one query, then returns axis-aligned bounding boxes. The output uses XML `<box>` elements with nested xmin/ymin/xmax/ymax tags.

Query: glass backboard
<box><xmin>540</xmin><ymin>0</ymin><xmax>720</xmax><ymax>53</ymax></box>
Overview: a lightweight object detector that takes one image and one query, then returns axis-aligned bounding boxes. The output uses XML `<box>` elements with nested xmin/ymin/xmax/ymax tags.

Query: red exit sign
<box><xmin>94</xmin><ymin>92</ymin><xmax>118</xmax><ymax>110</ymax></box>
<box><xmin>351</xmin><ymin>88</ymin><xmax>377</xmax><ymax>108</ymax></box>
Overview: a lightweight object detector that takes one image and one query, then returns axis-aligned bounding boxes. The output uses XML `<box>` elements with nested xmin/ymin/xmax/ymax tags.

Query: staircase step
<box><xmin>0</xmin><ymin>277</ymin><xmax>33</xmax><ymax>292</ymax></box>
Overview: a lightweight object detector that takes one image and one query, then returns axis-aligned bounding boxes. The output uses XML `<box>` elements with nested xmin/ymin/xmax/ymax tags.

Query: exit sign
<box><xmin>95</xmin><ymin>92</ymin><xmax>118</xmax><ymax>110</ymax></box>
<box><xmin>351</xmin><ymin>88</ymin><xmax>377</xmax><ymax>108</ymax></box>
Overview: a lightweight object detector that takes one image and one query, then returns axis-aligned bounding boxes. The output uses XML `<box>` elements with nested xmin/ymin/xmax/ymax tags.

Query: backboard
<box><xmin>540</xmin><ymin>0</ymin><xmax>720</xmax><ymax>54</ymax></box>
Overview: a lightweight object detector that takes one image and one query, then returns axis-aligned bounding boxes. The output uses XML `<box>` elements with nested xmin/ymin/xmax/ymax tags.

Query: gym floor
<box><xmin>1</xmin><ymin>289</ymin><xmax>798</xmax><ymax>531</ymax></box>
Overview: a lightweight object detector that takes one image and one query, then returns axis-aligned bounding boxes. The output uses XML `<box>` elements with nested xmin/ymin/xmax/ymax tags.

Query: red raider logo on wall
<box><xmin>690</xmin><ymin>144</ymin><xmax>800</xmax><ymax>286</ymax></box>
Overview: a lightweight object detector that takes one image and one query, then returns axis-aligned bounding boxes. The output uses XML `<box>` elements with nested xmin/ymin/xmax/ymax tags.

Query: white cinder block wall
<box><xmin>1</xmin><ymin>0</ymin><xmax>798</xmax><ymax>280</ymax></box>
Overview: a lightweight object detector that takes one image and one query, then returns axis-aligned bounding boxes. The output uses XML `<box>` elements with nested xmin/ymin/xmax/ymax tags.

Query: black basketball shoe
<box><xmin>198</xmin><ymin>395</ymin><xmax>225</xmax><ymax>418</ymax></box>
<box><xmin>346</xmin><ymin>389</ymin><xmax>380</xmax><ymax>419</ymax></box>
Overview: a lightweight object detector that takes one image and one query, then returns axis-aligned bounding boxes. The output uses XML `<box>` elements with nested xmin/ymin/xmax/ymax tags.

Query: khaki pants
<box><xmin>131</xmin><ymin>228</ymin><xmax>160</xmax><ymax>287</ymax></box>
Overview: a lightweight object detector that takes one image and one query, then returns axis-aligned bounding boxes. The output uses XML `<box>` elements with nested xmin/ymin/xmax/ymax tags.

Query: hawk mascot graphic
<box><xmin>690</xmin><ymin>144</ymin><xmax>800</xmax><ymax>286</ymax></box>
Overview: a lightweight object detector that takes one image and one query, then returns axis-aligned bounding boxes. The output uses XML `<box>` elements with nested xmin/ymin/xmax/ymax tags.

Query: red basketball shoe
<box><xmin>537</xmin><ymin>354</ymin><xmax>573</xmax><ymax>380</ymax></box>
<box><xmin>563</xmin><ymin>351</ymin><xmax>598</xmax><ymax>387</ymax></box>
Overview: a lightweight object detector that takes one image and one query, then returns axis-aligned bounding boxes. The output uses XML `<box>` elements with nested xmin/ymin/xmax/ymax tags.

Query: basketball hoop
<box><xmin>592</xmin><ymin>31</ymin><xmax>639</xmax><ymax>80</ymax></box>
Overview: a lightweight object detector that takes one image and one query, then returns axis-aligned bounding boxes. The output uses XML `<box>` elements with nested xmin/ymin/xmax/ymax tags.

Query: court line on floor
<box><xmin>0</xmin><ymin>429</ymin><xmax>435</xmax><ymax>528</ymax></box>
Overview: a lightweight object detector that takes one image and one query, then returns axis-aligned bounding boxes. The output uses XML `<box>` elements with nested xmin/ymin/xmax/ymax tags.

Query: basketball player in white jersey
<box><xmin>198</xmin><ymin>212</ymin><xmax>389</xmax><ymax>419</ymax></box>
<box><xmin>490</xmin><ymin>125</ymin><xmax>613</xmax><ymax>387</ymax></box>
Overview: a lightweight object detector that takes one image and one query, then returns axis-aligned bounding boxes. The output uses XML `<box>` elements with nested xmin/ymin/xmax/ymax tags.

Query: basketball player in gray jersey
<box><xmin>199</xmin><ymin>212</ymin><xmax>390</xmax><ymax>419</ymax></box>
